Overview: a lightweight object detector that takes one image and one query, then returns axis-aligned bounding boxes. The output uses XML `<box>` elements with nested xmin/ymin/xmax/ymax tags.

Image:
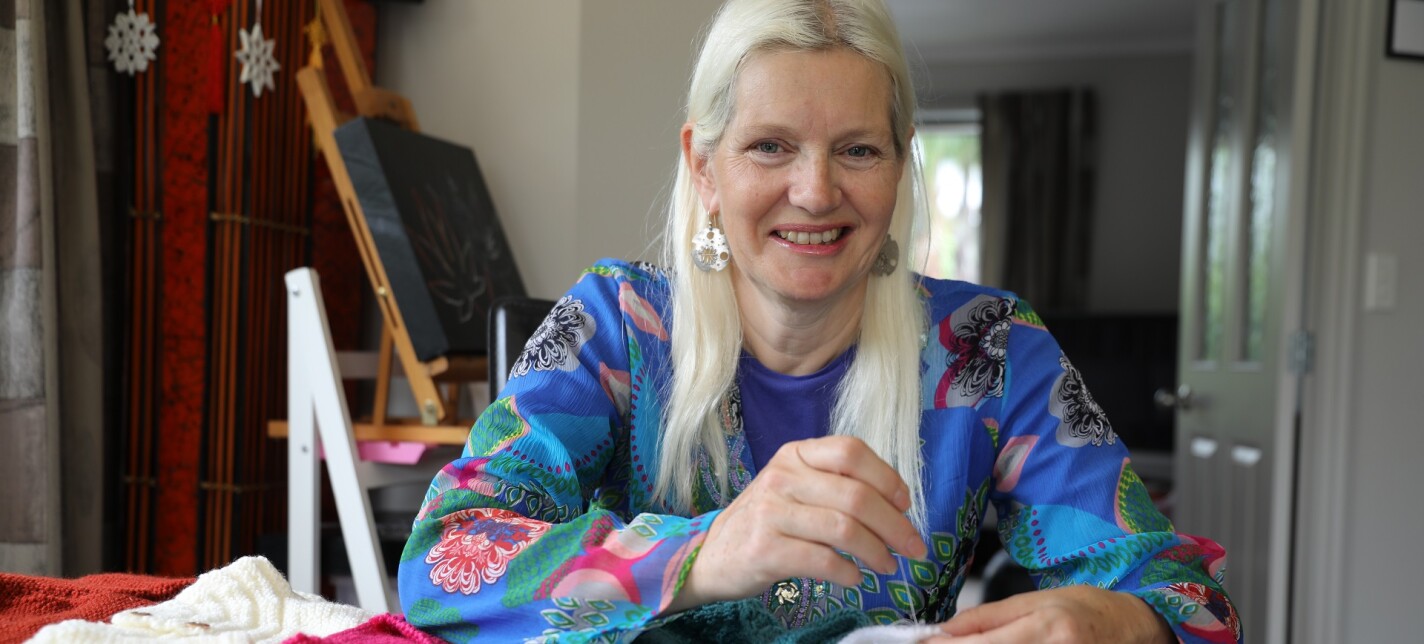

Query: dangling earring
<box><xmin>871</xmin><ymin>234</ymin><xmax>899</xmax><ymax>276</ymax></box>
<box><xmin>692</xmin><ymin>213</ymin><xmax>731</xmax><ymax>272</ymax></box>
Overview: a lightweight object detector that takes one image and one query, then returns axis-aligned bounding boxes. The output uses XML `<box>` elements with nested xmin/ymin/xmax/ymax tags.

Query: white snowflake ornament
<box><xmin>235</xmin><ymin>22</ymin><xmax>281</xmax><ymax>98</ymax></box>
<box><xmin>105</xmin><ymin>3</ymin><xmax>160</xmax><ymax>76</ymax></box>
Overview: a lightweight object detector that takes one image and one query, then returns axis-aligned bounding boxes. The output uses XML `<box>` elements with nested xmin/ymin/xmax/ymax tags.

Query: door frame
<box><xmin>1288</xmin><ymin>0</ymin><xmax>1379</xmax><ymax>643</ymax></box>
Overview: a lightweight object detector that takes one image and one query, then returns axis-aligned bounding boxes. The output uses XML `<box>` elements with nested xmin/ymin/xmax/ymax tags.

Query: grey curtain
<box><xmin>979</xmin><ymin>88</ymin><xmax>1096</xmax><ymax>312</ymax></box>
<box><xmin>0</xmin><ymin>0</ymin><xmax>111</xmax><ymax>576</ymax></box>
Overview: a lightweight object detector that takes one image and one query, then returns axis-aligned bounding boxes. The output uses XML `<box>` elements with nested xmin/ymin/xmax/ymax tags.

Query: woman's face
<box><xmin>687</xmin><ymin>47</ymin><xmax>906</xmax><ymax>308</ymax></box>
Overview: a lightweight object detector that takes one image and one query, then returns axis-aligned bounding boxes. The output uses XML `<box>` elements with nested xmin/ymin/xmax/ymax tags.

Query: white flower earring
<box><xmin>871</xmin><ymin>234</ymin><xmax>899</xmax><ymax>276</ymax></box>
<box><xmin>691</xmin><ymin>213</ymin><xmax>731</xmax><ymax>272</ymax></box>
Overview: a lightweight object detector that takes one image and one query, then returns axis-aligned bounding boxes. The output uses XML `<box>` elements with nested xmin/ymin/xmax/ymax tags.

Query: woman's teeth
<box><xmin>776</xmin><ymin>228</ymin><xmax>842</xmax><ymax>245</ymax></box>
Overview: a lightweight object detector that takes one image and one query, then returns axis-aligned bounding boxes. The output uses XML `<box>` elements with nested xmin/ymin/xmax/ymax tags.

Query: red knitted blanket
<box><xmin>0</xmin><ymin>571</ymin><xmax>193</xmax><ymax>643</ymax></box>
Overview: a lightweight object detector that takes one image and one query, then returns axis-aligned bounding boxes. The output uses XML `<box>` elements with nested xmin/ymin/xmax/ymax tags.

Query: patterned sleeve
<box><xmin>397</xmin><ymin>263</ymin><xmax>715</xmax><ymax>643</ymax></box>
<box><xmin>983</xmin><ymin>297</ymin><xmax>1242</xmax><ymax>644</ymax></box>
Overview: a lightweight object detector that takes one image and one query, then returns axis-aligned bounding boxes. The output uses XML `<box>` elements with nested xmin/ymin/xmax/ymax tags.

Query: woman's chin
<box><xmin>762</xmin><ymin>269</ymin><xmax>869</xmax><ymax>306</ymax></box>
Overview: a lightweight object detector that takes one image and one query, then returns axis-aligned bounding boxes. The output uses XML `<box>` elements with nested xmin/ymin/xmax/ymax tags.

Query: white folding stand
<box><xmin>286</xmin><ymin>267</ymin><xmax>457</xmax><ymax>613</ymax></box>
<box><xmin>286</xmin><ymin>267</ymin><xmax>392</xmax><ymax>612</ymax></box>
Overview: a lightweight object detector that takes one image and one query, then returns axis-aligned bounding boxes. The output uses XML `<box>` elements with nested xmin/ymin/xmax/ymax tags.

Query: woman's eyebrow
<box><xmin>729</xmin><ymin>123</ymin><xmax>799</xmax><ymax>140</ymax></box>
<box><xmin>731</xmin><ymin>123</ymin><xmax>893</xmax><ymax>143</ymax></box>
<box><xmin>834</xmin><ymin>126</ymin><xmax>895</xmax><ymax>143</ymax></box>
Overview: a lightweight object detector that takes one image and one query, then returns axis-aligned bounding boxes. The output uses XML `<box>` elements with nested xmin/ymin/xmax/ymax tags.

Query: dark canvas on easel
<box><xmin>336</xmin><ymin>117</ymin><xmax>526</xmax><ymax>361</ymax></box>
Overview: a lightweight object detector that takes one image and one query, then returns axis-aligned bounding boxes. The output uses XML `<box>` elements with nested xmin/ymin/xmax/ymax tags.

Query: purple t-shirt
<box><xmin>738</xmin><ymin>348</ymin><xmax>855</xmax><ymax>471</ymax></box>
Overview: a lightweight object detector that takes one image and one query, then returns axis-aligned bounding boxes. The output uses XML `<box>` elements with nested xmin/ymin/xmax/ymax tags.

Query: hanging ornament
<box><xmin>235</xmin><ymin>0</ymin><xmax>280</xmax><ymax>98</ymax></box>
<box><xmin>105</xmin><ymin>0</ymin><xmax>161</xmax><ymax>76</ymax></box>
<box><xmin>304</xmin><ymin>1</ymin><xmax>328</xmax><ymax>70</ymax></box>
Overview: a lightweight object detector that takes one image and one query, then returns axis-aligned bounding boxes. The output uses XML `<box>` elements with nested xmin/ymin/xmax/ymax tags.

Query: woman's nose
<box><xmin>787</xmin><ymin>154</ymin><xmax>841</xmax><ymax>215</ymax></box>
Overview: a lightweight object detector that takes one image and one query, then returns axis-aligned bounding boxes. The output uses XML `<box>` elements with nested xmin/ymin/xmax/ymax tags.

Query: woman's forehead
<box><xmin>727</xmin><ymin>48</ymin><xmax>895</xmax><ymax>136</ymax></box>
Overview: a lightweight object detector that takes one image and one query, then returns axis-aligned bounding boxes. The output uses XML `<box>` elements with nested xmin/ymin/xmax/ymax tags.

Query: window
<box><xmin>912</xmin><ymin>123</ymin><xmax>983</xmax><ymax>283</ymax></box>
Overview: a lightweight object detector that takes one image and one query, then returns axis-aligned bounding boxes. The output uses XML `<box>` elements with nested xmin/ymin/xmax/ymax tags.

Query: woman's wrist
<box><xmin>658</xmin><ymin>510</ymin><xmax>724</xmax><ymax>617</ymax></box>
<box><xmin>661</xmin><ymin>562</ymin><xmax>708</xmax><ymax>616</ymax></box>
<box><xmin>1123</xmin><ymin>592</ymin><xmax>1175</xmax><ymax>644</ymax></box>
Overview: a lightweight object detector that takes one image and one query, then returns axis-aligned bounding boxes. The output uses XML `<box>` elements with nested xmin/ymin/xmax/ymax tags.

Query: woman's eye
<box><xmin>846</xmin><ymin>145</ymin><xmax>872</xmax><ymax>158</ymax></box>
<box><xmin>755</xmin><ymin>141</ymin><xmax>781</xmax><ymax>154</ymax></box>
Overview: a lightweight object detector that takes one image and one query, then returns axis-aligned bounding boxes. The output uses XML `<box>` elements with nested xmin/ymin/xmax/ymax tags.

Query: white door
<box><xmin>1172</xmin><ymin>0</ymin><xmax>1311</xmax><ymax>642</ymax></box>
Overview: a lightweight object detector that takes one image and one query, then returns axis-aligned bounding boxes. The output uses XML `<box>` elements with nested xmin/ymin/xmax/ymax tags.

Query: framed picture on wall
<box><xmin>1389</xmin><ymin>0</ymin><xmax>1424</xmax><ymax>60</ymax></box>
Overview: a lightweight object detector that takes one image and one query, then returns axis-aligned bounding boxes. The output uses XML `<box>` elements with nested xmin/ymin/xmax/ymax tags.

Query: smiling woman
<box><xmin>685</xmin><ymin>47</ymin><xmax>904</xmax><ymax>347</ymax></box>
<box><xmin>395</xmin><ymin>1</ymin><xmax>1242</xmax><ymax>642</ymax></box>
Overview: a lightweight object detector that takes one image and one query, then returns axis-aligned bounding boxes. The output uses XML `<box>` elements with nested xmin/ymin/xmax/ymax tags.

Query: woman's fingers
<box><xmin>758</xmin><ymin>497</ymin><xmax>903</xmax><ymax>578</ymax></box>
<box><xmin>701</xmin><ymin>501</ymin><xmax>866</xmax><ymax>588</ymax></box>
<box><xmin>765</xmin><ymin>523</ymin><xmax>866</xmax><ymax>587</ymax></box>
<box><xmin>936</xmin><ymin>587</ymin><xmax>1170</xmax><ymax>644</ymax></box>
<box><xmin>769</xmin><ymin>463</ymin><xmax>924</xmax><ymax>566</ymax></box>
<box><xmin>783</xmin><ymin>438</ymin><xmax>928</xmax><ymax>560</ymax></box>
<box><xmin>675</xmin><ymin>436</ymin><xmax>922</xmax><ymax>610</ymax></box>
<box><xmin>790</xmin><ymin>437</ymin><xmax>912</xmax><ymax>512</ymax></box>
<box><xmin>939</xmin><ymin>593</ymin><xmax>1037</xmax><ymax>636</ymax></box>
<box><xmin>922</xmin><ymin>615</ymin><xmax>1039</xmax><ymax>644</ymax></box>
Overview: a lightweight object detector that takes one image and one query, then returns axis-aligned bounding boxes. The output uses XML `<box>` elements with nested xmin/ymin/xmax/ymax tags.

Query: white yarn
<box><xmin>838</xmin><ymin>622</ymin><xmax>945</xmax><ymax>643</ymax></box>
<box><xmin>26</xmin><ymin>556</ymin><xmax>373</xmax><ymax>643</ymax></box>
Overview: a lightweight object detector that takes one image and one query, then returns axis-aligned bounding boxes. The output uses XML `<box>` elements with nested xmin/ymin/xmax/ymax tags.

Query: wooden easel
<box><xmin>269</xmin><ymin>0</ymin><xmax>480</xmax><ymax>444</ymax></box>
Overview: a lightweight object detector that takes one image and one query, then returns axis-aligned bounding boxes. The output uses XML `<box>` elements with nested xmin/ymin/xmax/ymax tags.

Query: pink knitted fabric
<box><xmin>283</xmin><ymin>612</ymin><xmax>447</xmax><ymax>644</ymax></box>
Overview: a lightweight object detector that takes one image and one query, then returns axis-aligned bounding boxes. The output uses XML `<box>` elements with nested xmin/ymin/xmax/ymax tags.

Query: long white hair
<box><xmin>656</xmin><ymin>0</ymin><xmax>930</xmax><ymax>532</ymax></box>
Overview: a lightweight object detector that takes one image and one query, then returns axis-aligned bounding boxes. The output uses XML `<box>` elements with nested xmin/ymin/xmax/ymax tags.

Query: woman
<box><xmin>398</xmin><ymin>1</ymin><xmax>1240</xmax><ymax>642</ymax></box>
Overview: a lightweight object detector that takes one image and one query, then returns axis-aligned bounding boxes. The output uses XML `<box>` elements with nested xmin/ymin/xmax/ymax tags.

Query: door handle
<box><xmin>1154</xmin><ymin>384</ymin><xmax>1194</xmax><ymax>411</ymax></box>
<box><xmin>1190</xmin><ymin>436</ymin><xmax>1218</xmax><ymax>459</ymax></box>
<box><xmin>1231</xmin><ymin>444</ymin><xmax>1263</xmax><ymax>466</ymax></box>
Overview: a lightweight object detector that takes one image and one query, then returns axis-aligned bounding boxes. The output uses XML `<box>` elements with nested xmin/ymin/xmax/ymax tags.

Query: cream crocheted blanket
<box><xmin>27</xmin><ymin>556</ymin><xmax>373</xmax><ymax>643</ymax></box>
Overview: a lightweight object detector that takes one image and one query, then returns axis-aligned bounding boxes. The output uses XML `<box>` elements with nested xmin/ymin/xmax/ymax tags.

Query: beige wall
<box><xmin>366</xmin><ymin>0</ymin><xmax>717</xmax><ymax>427</ymax></box>
<box><xmin>575</xmin><ymin>2</ymin><xmax>722</xmax><ymax>266</ymax></box>
<box><xmin>376</xmin><ymin>0</ymin><xmax>718</xmax><ymax>299</ymax></box>
<box><xmin>377</xmin><ymin>0</ymin><xmax>581</xmax><ymax>299</ymax></box>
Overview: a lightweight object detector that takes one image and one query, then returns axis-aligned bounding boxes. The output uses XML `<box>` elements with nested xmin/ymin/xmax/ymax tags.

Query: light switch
<box><xmin>1364</xmin><ymin>252</ymin><xmax>1398</xmax><ymax>312</ymax></box>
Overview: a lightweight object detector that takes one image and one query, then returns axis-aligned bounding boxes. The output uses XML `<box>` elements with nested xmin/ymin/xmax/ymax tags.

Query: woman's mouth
<box><xmin>773</xmin><ymin>227</ymin><xmax>846</xmax><ymax>245</ymax></box>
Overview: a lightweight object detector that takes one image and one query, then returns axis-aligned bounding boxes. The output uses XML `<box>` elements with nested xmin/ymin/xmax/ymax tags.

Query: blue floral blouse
<box><xmin>397</xmin><ymin>259</ymin><xmax>1241</xmax><ymax>643</ymax></box>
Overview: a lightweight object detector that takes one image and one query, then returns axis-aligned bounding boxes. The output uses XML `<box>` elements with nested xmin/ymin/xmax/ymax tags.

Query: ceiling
<box><xmin>884</xmin><ymin>0</ymin><xmax>1197</xmax><ymax>63</ymax></box>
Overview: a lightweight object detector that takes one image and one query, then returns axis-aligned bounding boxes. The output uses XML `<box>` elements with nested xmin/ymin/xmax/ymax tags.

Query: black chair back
<box><xmin>487</xmin><ymin>296</ymin><xmax>557</xmax><ymax>402</ymax></box>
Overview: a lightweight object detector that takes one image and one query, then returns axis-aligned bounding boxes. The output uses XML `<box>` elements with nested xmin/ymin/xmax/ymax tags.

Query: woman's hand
<box><xmin>665</xmin><ymin>436</ymin><xmax>927</xmax><ymax>613</ymax></box>
<box><xmin>923</xmin><ymin>586</ymin><xmax>1175</xmax><ymax>644</ymax></box>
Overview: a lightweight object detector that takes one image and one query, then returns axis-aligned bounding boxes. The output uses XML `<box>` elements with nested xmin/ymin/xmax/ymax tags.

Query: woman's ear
<box><xmin>682</xmin><ymin>123</ymin><xmax>719</xmax><ymax>214</ymax></box>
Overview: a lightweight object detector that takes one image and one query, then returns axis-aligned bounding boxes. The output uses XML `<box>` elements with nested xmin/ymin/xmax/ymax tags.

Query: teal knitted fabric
<box><xmin>636</xmin><ymin>598</ymin><xmax>872</xmax><ymax>643</ymax></box>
